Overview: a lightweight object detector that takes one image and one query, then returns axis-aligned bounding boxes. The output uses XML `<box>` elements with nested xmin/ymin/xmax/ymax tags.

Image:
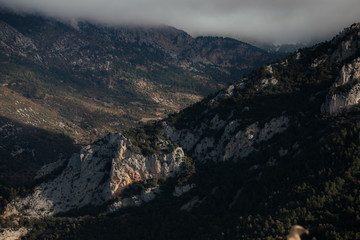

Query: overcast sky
<box><xmin>1</xmin><ymin>0</ymin><xmax>360</xmax><ymax>44</ymax></box>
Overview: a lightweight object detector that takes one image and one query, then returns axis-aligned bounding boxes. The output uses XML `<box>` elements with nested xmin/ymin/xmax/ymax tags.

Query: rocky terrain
<box><xmin>0</xmin><ymin>10</ymin><xmax>274</xmax><ymax>143</ymax></box>
<box><xmin>321</xmin><ymin>57</ymin><xmax>360</xmax><ymax>114</ymax></box>
<box><xmin>0</xmin><ymin>227</ymin><xmax>29</xmax><ymax>240</ymax></box>
<box><xmin>163</xmin><ymin>115</ymin><xmax>290</xmax><ymax>162</ymax></box>
<box><xmin>161</xmin><ymin>23</ymin><xmax>360</xmax><ymax>163</ymax></box>
<box><xmin>5</xmin><ymin>133</ymin><xmax>185</xmax><ymax>217</ymax></box>
<box><xmin>1</xmin><ymin>14</ymin><xmax>360</xmax><ymax>240</ymax></box>
<box><xmin>0</xmin><ymin>9</ymin><xmax>275</xmax><ymax>187</ymax></box>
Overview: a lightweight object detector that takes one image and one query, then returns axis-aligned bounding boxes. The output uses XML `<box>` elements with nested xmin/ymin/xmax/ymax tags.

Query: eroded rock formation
<box><xmin>322</xmin><ymin>58</ymin><xmax>360</xmax><ymax>114</ymax></box>
<box><xmin>5</xmin><ymin>133</ymin><xmax>184</xmax><ymax>216</ymax></box>
<box><xmin>163</xmin><ymin>116</ymin><xmax>289</xmax><ymax>162</ymax></box>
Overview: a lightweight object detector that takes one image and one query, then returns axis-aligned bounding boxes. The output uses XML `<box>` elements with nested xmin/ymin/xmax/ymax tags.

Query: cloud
<box><xmin>0</xmin><ymin>0</ymin><xmax>359</xmax><ymax>44</ymax></box>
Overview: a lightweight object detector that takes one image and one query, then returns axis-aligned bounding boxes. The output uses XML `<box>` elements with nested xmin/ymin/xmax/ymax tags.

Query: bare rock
<box><xmin>165</xmin><ymin>115</ymin><xmax>289</xmax><ymax>163</ymax></box>
<box><xmin>330</xmin><ymin>24</ymin><xmax>360</xmax><ymax>62</ymax></box>
<box><xmin>322</xmin><ymin>58</ymin><xmax>360</xmax><ymax>114</ymax></box>
<box><xmin>5</xmin><ymin>133</ymin><xmax>185</xmax><ymax>217</ymax></box>
<box><xmin>0</xmin><ymin>227</ymin><xmax>30</xmax><ymax>240</ymax></box>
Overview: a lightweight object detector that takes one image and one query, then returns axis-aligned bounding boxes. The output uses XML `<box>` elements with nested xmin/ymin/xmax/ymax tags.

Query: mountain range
<box><xmin>1</xmin><ymin>10</ymin><xmax>360</xmax><ymax>240</ymax></box>
<box><xmin>0</xmin><ymin>10</ymin><xmax>274</xmax><ymax>138</ymax></box>
<box><xmin>0</xmin><ymin>10</ymin><xmax>275</xmax><ymax>187</ymax></box>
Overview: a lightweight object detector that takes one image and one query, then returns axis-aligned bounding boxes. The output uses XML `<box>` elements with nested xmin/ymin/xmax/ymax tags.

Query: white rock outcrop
<box><xmin>164</xmin><ymin>116</ymin><xmax>289</xmax><ymax>162</ymax></box>
<box><xmin>6</xmin><ymin>133</ymin><xmax>185</xmax><ymax>217</ymax></box>
<box><xmin>260</xmin><ymin>77</ymin><xmax>278</xmax><ymax>89</ymax></box>
<box><xmin>322</xmin><ymin>58</ymin><xmax>360</xmax><ymax>114</ymax></box>
<box><xmin>0</xmin><ymin>227</ymin><xmax>30</xmax><ymax>240</ymax></box>
<box><xmin>257</xmin><ymin>64</ymin><xmax>278</xmax><ymax>89</ymax></box>
<box><xmin>311</xmin><ymin>56</ymin><xmax>328</xmax><ymax>68</ymax></box>
<box><xmin>222</xmin><ymin>116</ymin><xmax>289</xmax><ymax>161</ymax></box>
<box><xmin>162</xmin><ymin>124</ymin><xmax>199</xmax><ymax>151</ymax></box>
<box><xmin>330</xmin><ymin>24</ymin><xmax>360</xmax><ymax>62</ymax></box>
<box><xmin>331</xmin><ymin>38</ymin><xmax>360</xmax><ymax>63</ymax></box>
<box><xmin>208</xmin><ymin>84</ymin><xmax>236</xmax><ymax>107</ymax></box>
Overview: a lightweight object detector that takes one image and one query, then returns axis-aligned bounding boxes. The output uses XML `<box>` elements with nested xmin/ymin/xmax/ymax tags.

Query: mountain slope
<box><xmin>159</xmin><ymin>23</ymin><xmax>360</xmax><ymax>239</ymax></box>
<box><xmin>0</xmin><ymin>10</ymin><xmax>275</xmax><ymax>188</ymax></box>
<box><xmin>0</xmin><ymin>10</ymin><xmax>275</xmax><ymax>143</ymax></box>
<box><xmin>163</xmin><ymin>23</ymin><xmax>360</xmax><ymax>161</ymax></box>
<box><xmin>2</xmin><ymin>21</ymin><xmax>360</xmax><ymax>240</ymax></box>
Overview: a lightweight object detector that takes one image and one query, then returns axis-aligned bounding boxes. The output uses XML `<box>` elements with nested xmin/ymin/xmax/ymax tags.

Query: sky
<box><xmin>0</xmin><ymin>0</ymin><xmax>360</xmax><ymax>44</ymax></box>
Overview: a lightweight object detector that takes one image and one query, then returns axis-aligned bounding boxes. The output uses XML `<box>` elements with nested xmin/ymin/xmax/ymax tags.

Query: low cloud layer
<box><xmin>1</xmin><ymin>0</ymin><xmax>360</xmax><ymax>44</ymax></box>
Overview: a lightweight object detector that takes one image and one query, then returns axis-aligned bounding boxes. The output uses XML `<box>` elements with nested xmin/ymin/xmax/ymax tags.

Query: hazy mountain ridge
<box><xmin>1</xmin><ymin>23</ymin><xmax>360</xmax><ymax>240</ymax></box>
<box><xmin>0</xmin><ymin>11</ymin><xmax>272</xmax><ymax>71</ymax></box>
<box><xmin>0</xmin><ymin>10</ymin><xmax>274</xmax><ymax>140</ymax></box>
<box><xmin>0</xmin><ymin>10</ymin><xmax>275</xmax><ymax>188</ymax></box>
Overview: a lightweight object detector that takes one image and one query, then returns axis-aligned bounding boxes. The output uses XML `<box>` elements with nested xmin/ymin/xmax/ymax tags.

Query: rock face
<box><xmin>321</xmin><ymin>58</ymin><xmax>360</xmax><ymax>114</ymax></box>
<box><xmin>320</xmin><ymin>23</ymin><xmax>360</xmax><ymax>115</ymax></box>
<box><xmin>0</xmin><ymin>227</ymin><xmax>30</xmax><ymax>240</ymax></box>
<box><xmin>7</xmin><ymin>133</ymin><xmax>184</xmax><ymax>216</ymax></box>
<box><xmin>330</xmin><ymin>23</ymin><xmax>360</xmax><ymax>62</ymax></box>
<box><xmin>109</xmin><ymin>139</ymin><xmax>184</xmax><ymax>196</ymax></box>
<box><xmin>163</xmin><ymin>116</ymin><xmax>289</xmax><ymax>162</ymax></box>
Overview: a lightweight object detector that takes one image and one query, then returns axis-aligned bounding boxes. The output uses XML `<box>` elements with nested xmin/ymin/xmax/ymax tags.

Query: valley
<box><xmin>0</xmin><ymin>9</ymin><xmax>360</xmax><ymax>240</ymax></box>
<box><xmin>0</xmin><ymin>10</ymin><xmax>275</xmax><ymax>188</ymax></box>
<box><xmin>0</xmin><ymin>11</ymin><xmax>275</xmax><ymax>143</ymax></box>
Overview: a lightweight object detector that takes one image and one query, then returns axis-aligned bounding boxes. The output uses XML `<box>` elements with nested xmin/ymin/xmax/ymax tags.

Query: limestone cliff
<box><xmin>6</xmin><ymin>133</ymin><xmax>184</xmax><ymax>216</ymax></box>
<box><xmin>0</xmin><ymin>227</ymin><xmax>29</xmax><ymax>240</ymax></box>
<box><xmin>163</xmin><ymin>116</ymin><xmax>289</xmax><ymax>162</ymax></box>
<box><xmin>321</xmin><ymin>58</ymin><xmax>360</xmax><ymax>114</ymax></box>
<box><xmin>330</xmin><ymin>23</ymin><xmax>360</xmax><ymax>62</ymax></box>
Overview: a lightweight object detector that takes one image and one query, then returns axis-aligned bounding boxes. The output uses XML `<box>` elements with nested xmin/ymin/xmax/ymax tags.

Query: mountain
<box><xmin>0</xmin><ymin>10</ymin><xmax>275</xmax><ymax>188</ymax></box>
<box><xmin>0</xmin><ymin>10</ymin><xmax>274</xmax><ymax>143</ymax></box>
<box><xmin>1</xmin><ymin>22</ymin><xmax>360</xmax><ymax>239</ymax></box>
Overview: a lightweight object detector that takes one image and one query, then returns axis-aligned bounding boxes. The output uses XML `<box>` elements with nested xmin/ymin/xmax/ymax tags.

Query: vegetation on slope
<box><xmin>1</xmin><ymin>12</ymin><xmax>360</xmax><ymax>240</ymax></box>
<box><xmin>0</xmin><ymin>10</ymin><xmax>276</xmax><ymax>145</ymax></box>
<box><xmin>3</xmin><ymin>111</ymin><xmax>358</xmax><ymax>240</ymax></box>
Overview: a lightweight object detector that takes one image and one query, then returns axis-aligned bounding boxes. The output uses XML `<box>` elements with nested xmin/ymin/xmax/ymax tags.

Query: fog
<box><xmin>1</xmin><ymin>0</ymin><xmax>360</xmax><ymax>44</ymax></box>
